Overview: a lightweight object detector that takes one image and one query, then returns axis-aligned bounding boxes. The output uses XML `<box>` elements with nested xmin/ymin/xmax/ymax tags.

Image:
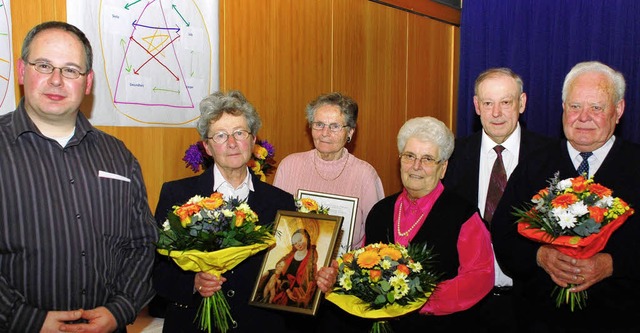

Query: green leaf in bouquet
<box><xmin>572</xmin><ymin>219</ymin><xmax>601</xmax><ymax>237</ymax></box>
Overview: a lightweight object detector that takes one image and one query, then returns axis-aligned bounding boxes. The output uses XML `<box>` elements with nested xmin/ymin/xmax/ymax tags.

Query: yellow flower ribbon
<box><xmin>157</xmin><ymin>235</ymin><xmax>275</xmax><ymax>276</ymax></box>
<box><xmin>325</xmin><ymin>292</ymin><xmax>429</xmax><ymax>319</ymax></box>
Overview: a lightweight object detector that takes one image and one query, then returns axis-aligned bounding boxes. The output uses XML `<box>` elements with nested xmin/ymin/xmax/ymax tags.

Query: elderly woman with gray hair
<box><xmin>361</xmin><ymin>117</ymin><xmax>494</xmax><ymax>332</ymax></box>
<box><xmin>274</xmin><ymin>92</ymin><xmax>384</xmax><ymax>249</ymax></box>
<box><xmin>152</xmin><ymin>91</ymin><xmax>337</xmax><ymax>332</ymax></box>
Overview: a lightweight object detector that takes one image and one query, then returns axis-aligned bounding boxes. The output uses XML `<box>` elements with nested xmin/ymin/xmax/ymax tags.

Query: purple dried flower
<box><xmin>183</xmin><ymin>143</ymin><xmax>204</xmax><ymax>172</ymax></box>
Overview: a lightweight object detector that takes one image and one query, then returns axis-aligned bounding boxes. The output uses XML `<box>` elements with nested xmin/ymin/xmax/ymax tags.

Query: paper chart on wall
<box><xmin>67</xmin><ymin>0</ymin><xmax>219</xmax><ymax>126</ymax></box>
<box><xmin>0</xmin><ymin>0</ymin><xmax>16</xmax><ymax>115</ymax></box>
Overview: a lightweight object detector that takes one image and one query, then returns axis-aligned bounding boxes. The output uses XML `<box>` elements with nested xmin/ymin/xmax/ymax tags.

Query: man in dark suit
<box><xmin>444</xmin><ymin>68</ymin><xmax>555</xmax><ymax>332</ymax></box>
<box><xmin>491</xmin><ymin>61</ymin><xmax>640</xmax><ymax>332</ymax></box>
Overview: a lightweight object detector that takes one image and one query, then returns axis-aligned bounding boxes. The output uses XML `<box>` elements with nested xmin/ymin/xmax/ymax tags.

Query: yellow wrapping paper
<box><xmin>157</xmin><ymin>235</ymin><xmax>275</xmax><ymax>276</ymax></box>
<box><xmin>325</xmin><ymin>292</ymin><xmax>429</xmax><ymax>319</ymax></box>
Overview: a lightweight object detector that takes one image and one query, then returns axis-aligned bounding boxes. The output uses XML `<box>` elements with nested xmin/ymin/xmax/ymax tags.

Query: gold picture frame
<box><xmin>249</xmin><ymin>210</ymin><xmax>342</xmax><ymax>315</ymax></box>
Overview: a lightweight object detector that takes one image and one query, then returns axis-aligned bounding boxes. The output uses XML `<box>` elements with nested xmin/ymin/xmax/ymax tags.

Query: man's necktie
<box><xmin>577</xmin><ymin>152</ymin><xmax>593</xmax><ymax>177</ymax></box>
<box><xmin>484</xmin><ymin>145</ymin><xmax>507</xmax><ymax>225</ymax></box>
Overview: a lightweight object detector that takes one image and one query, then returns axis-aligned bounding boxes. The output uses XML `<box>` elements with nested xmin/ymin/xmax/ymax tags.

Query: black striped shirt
<box><xmin>0</xmin><ymin>101</ymin><xmax>157</xmax><ymax>332</ymax></box>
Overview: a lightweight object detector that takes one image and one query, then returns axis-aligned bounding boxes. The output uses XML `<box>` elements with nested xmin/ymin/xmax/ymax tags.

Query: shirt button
<box><xmin>227</xmin><ymin>290</ymin><xmax>235</xmax><ymax>298</ymax></box>
<box><xmin>70</xmin><ymin>178</ymin><xmax>75</xmax><ymax>184</ymax></box>
<box><xmin>76</xmin><ymin>214</ymin><xmax>81</xmax><ymax>220</ymax></box>
<box><xmin>81</xmin><ymin>250</ymin><xmax>86</xmax><ymax>256</ymax></box>
<box><xmin>81</xmin><ymin>289</ymin><xmax>87</xmax><ymax>295</ymax></box>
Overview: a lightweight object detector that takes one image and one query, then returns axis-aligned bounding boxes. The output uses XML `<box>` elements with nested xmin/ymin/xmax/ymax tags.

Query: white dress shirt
<box><xmin>478</xmin><ymin>124</ymin><xmax>522</xmax><ymax>287</ymax></box>
<box><xmin>213</xmin><ymin>164</ymin><xmax>254</xmax><ymax>201</ymax></box>
<box><xmin>567</xmin><ymin>136</ymin><xmax>615</xmax><ymax>178</ymax></box>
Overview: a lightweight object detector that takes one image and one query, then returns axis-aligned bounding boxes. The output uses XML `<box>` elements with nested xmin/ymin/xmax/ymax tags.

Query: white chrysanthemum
<box><xmin>569</xmin><ymin>201</ymin><xmax>589</xmax><ymax>217</ymax></box>
<box><xmin>553</xmin><ymin>208</ymin><xmax>577</xmax><ymax>229</ymax></box>
<box><xmin>222</xmin><ymin>209</ymin><xmax>234</xmax><ymax>217</ymax></box>
<box><xmin>380</xmin><ymin>259</ymin><xmax>392</xmax><ymax>270</ymax></box>
<box><xmin>389</xmin><ymin>275</ymin><xmax>409</xmax><ymax>299</ymax></box>
<box><xmin>339</xmin><ymin>273</ymin><xmax>353</xmax><ymax>290</ymax></box>
<box><xmin>187</xmin><ymin>195</ymin><xmax>204</xmax><ymax>204</ymax></box>
<box><xmin>408</xmin><ymin>261</ymin><xmax>422</xmax><ymax>273</ymax></box>
<box><xmin>162</xmin><ymin>220</ymin><xmax>171</xmax><ymax>231</ymax></box>
<box><xmin>596</xmin><ymin>196</ymin><xmax>613</xmax><ymax>208</ymax></box>
<box><xmin>557</xmin><ymin>179</ymin><xmax>573</xmax><ymax>191</ymax></box>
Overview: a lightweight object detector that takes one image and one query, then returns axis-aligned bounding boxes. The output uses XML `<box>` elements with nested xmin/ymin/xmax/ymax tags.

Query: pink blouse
<box><xmin>273</xmin><ymin>148</ymin><xmax>385</xmax><ymax>248</ymax></box>
<box><xmin>394</xmin><ymin>182</ymin><xmax>494</xmax><ymax>316</ymax></box>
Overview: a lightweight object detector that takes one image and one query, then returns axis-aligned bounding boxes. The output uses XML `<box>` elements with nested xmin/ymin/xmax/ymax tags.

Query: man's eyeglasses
<box><xmin>207</xmin><ymin>129</ymin><xmax>252</xmax><ymax>144</ymax></box>
<box><xmin>399</xmin><ymin>153</ymin><xmax>441</xmax><ymax>167</ymax></box>
<box><xmin>311</xmin><ymin>122</ymin><xmax>349</xmax><ymax>132</ymax></box>
<box><xmin>26</xmin><ymin>61</ymin><xmax>87</xmax><ymax>80</ymax></box>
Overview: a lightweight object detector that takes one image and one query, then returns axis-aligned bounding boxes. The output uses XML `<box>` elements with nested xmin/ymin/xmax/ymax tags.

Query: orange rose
<box><xmin>369</xmin><ymin>269</ymin><xmax>382</xmax><ymax>282</ymax></box>
<box><xmin>532</xmin><ymin>188</ymin><xmax>548</xmax><ymax>201</ymax></box>
<box><xmin>378</xmin><ymin>247</ymin><xmax>402</xmax><ymax>261</ymax></box>
<box><xmin>588</xmin><ymin>206</ymin><xmax>607</xmax><ymax>223</ymax></box>
<box><xmin>357</xmin><ymin>250</ymin><xmax>380</xmax><ymax>269</ymax></box>
<box><xmin>174</xmin><ymin>203</ymin><xmax>201</xmax><ymax>227</ymax></box>
<box><xmin>300</xmin><ymin>198</ymin><xmax>319</xmax><ymax>212</ymax></box>
<box><xmin>551</xmin><ymin>193</ymin><xmax>578</xmax><ymax>208</ymax></box>
<box><xmin>395</xmin><ymin>264</ymin><xmax>410</xmax><ymax>276</ymax></box>
<box><xmin>570</xmin><ymin>176</ymin><xmax>588</xmax><ymax>193</ymax></box>
<box><xmin>588</xmin><ymin>183</ymin><xmax>613</xmax><ymax>198</ymax></box>
<box><xmin>342</xmin><ymin>252</ymin><xmax>355</xmax><ymax>264</ymax></box>
<box><xmin>235</xmin><ymin>210</ymin><xmax>246</xmax><ymax>227</ymax></box>
<box><xmin>200</xmin><ymin>192</ymin><xmax>224</xmax><ymax>210</ymax></box>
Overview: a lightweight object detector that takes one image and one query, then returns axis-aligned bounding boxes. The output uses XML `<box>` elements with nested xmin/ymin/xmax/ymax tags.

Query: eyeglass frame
<box><xmin>25</xmin><ymin>60</ymin><xmax>88</xmax><ymax>80</ymax></box>
<box><xmin>399</xmin><ymin>152</ymin><xmax>442</xmax><ymax>168</ymax></box>
<box><xmin>310</xmin><ymin>121</ymin><xmax>350</xmax><ymax>132</ymax></box>
<box><xmin>206</xmin><ymin>129</ymin><xmax>253</xmax><ymax>144</ymax></box>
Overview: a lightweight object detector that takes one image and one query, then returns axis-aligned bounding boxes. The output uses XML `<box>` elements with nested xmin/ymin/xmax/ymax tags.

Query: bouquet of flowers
<box><xmin>512</xmin><ymin>172</ymin><xmax>634</xmax><ymax>311</ymax></box>
<box><xmin>156</xmin><ymin>193</ymin><xmax>275</xmax><ymax>333</ymax></box>
<box><xmin>295</xmin><ymin>197</ymin><xmax>330</xmax><ymax>214</ymax></box>
<box><xmin>183</xmin><ymin>139</ymin><xmax>276</xmax><ymax>181</ymax></box>
<box><xmin>325</xmin><ymin>242</ymin><xmax>440</xmax><ymax>333</ymax></box>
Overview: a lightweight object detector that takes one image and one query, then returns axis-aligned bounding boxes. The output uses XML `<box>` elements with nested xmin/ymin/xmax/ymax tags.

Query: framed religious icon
<box><xmin>249</xmin><ymin>210</ymin><xmax>342</xmax><ymax>315</ymax></box>
<box><xmin>297</xmin><ymin>189</ymin><xmax>358</xmax><ymax>257</ymax></box>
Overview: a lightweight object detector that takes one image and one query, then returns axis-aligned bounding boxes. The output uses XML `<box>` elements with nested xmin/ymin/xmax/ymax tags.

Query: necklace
<box><xmin>313</xmin><ymin>150</ymin><xmax>349</xmax><ymax>181</ymax></box>
<box><xmin>396</xmin><ymin>202</ymin><xmax>425</xmax><ymax>237</ymax></box>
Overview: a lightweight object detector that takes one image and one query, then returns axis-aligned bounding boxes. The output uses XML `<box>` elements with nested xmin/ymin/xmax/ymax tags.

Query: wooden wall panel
<box><xmin>407</xmin><ymin>15</ymin><xmax>458</xmax><ymax>127</ymax></box>
<box><xmin>333</xmin><ymin>0</ymin><xmax>408</xmax><ymax>194</ymax></box>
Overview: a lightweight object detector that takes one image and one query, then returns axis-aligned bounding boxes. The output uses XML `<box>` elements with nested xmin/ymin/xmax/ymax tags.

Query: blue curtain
<box><xmin>457</xmin><ymin>0</ymin><xmax>640</xmax><ymax>143</ymax></box>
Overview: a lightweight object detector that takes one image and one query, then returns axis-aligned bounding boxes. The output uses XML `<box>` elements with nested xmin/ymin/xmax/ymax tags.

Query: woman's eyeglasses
<box><xmin>207</xmin><ymin>130</ymin><xmax>252</xmax><ymax>144</ymax></box>
<box><xmin>310</xmin><ymin>122</ymin><xmax>349</xmax><ymax>132</ymax></box>
<box><xmin>399</xmin><ymin>153</ymin><xmax>441</xmax><ymax>167</ymax></box>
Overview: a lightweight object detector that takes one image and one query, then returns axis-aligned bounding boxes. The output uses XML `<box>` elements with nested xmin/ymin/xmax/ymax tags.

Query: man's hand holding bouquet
<box><xmin>513</xmin><ymin>172</ymin><xmax>634</xmax><ymax>311</ymax></box>
<box><xmin>156</xmin><ymin>193</ymin><xmax>275</xmax><ymax>333</ymax></box>
<box><xmin>325</xmin><ymin>242</ymin><xmax>440</xmax><ymax>333</ymax></box>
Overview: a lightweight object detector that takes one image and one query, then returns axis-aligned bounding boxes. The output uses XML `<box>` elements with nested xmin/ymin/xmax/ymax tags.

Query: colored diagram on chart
<box><xmin>99</xmin><ymin>0</ymin><xmax>213</xmax><ymax>125</ymax></box>
<box><xmin>0</xmin><ymin>0</ymin><xmax>12</xmax><ymax>112</ymax></box>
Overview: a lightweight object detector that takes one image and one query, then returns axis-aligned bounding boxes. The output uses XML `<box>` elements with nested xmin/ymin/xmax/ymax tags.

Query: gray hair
<box><xmin>397</xmin><ymin>117</ymin><xmax>455</xmax><ymax>161</ymax></box>
<box><xmin>305</xmin><ymin>92</ymin><xmax>358</xmax><ymax>128</ymax></box>
<box><xmin>474</xmin><ymin>67</ymin><xmax>524</xmax><ymax>96</ymax></box>
<box><xmin>196</xmin><ymin>91</ymin><xmax>262</xmax><ymax>139</ymax></box>
<box><xmin>562</xmin><ymin>61</ymin><xmax>625</xmax><ymax>103</ymax></box>
<box><xmin>21</xmin><ymin>21</ymin><xmax>93</xmax><ymax>72</ymax></box>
